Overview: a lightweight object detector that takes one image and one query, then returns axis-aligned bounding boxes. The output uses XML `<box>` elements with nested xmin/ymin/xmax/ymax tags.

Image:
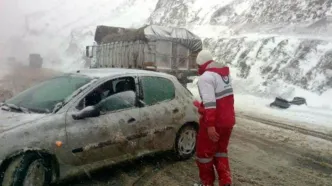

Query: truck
<box><xmin>85</xmin><ymin>25</ymin><xmax>203</xmax><ymax>84</ymax></box>
<box><xmin>29</xmin><ymin>53</ymin><xmax>43</xmax><ymax>68</ymax></box>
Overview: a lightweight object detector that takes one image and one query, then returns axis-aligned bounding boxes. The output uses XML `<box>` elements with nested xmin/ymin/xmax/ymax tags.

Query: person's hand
<box><xmin>193</xmin><ymin>100</ymin><xmax>200</xmax><ymax>108</ymax></box>
<box><xmin>207</xmin><ymin>127</ymin><xmax>219</xmax><ymax>142</ymax></box>
<box><xmin>193</xmin><ymin>100</ymin><xmax>204</xmax><ymax>115</ymax></box>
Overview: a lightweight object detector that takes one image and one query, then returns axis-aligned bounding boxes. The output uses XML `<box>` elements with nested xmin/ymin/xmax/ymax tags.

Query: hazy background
<box><xmin>0</xmin><ymin>0</ymin><xmax>158</xmax><ymax>72</ymax></box>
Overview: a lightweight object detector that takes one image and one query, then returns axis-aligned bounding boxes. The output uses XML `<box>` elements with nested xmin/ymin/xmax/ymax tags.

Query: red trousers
<box><xmin>196</xmin><ymin>126</ymin><xmax>233</xmax><ymax>186</ymax></box>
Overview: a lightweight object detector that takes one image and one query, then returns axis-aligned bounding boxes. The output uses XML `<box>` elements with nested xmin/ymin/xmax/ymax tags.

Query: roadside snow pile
<box><xmin>188</xmin><ymin>73</ymin><xmax>332</xmax><ymax>110</ymax></box>
<box><xmin>187</xmin><ymin>76</ymin><xmax>332</xmax><ymax>130</ymax></box>
<box><xmin>234</xmin><ymin>94</ymin><xmax>332</xmax><ymax>132</ymax></box>
<box><xmin>230</xmin><ymin>74</ymin><xmax>332</xmax><ymax>110</ymax></box>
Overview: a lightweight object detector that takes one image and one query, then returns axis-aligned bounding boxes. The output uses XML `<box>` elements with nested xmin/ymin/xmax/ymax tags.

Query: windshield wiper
<box><xmin>52</xmin><ymin>101</ymin><xmax>64</xmax><ymax>113</ymax></box>
<box><xmin>1</xmin><ymin>102</ymin><xmax>30</xmax><ymax>113</ymax></box>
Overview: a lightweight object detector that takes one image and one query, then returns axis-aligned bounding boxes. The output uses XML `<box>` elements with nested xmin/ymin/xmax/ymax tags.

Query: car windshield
<box><xmin>5</xmin><ymin>74</ymin><xmax>93</xmax><ymax>113</ymax></box>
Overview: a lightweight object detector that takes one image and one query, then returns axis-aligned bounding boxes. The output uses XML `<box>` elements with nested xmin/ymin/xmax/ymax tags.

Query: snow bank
<box><xmin>187</xmin><ymin>77</ymin><xmax>332</xmax><ymax>131</ymax></box>
<box><xmin>234</xmin><ymin>94</ymin><xmax>332</xmax><ymax>130</ymax></box>
<box><xmin>231</xmin><ymin>76</ymin><xmax>332</xmax><ymax>110</ymax></box>
<box><xmin>188</xmin><ymin>73</ymin><xmax>332</xmax><ymax>109</ymax></box>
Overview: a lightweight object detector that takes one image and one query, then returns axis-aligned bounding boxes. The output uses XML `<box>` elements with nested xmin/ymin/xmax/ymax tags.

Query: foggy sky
<box><xmin>0</xmin><ymin>0</ymin><xmax>64</xmax><ymax>62</ymax></box>
<box><xmin>0</xmin><ymin>0</ymin><xmax>157</xmax><ymax>69</ymax></box>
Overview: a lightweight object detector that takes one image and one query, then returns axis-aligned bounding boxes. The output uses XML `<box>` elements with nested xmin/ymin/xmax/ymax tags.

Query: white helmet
<box><xmin>196</xmin><ymin>50</ymin><xmax>213</xmax><ymax>66</ymax></box>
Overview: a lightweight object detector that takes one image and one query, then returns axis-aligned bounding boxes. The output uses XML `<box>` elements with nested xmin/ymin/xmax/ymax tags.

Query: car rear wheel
<box><xmin>2</xmin><ymin>153</ymin><xmax>52</xmax><ymax>186</ymax></box>
<box><xmin>174</xmin><ymin>125</ymin><xmax>197</xmax><ymax>160</ymax></box>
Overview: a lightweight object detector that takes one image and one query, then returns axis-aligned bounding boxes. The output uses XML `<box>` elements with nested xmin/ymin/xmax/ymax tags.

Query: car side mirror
<box><xmin>72</xmin><ymin>106</ymin><xmax>100</xmax><ymax>120</ymax></box>
<box><xmin>86</xmin><ymin>46</ymin><xmax>94</xmax><ymax>58</ymax></box>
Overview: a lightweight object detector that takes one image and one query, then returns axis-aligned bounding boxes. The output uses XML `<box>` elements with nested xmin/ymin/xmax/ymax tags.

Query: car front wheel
<box><xmin>174</xmin><ymin>125</ymin><xmax>197</xmax><ymax>160</ymax></box>
<box><xmin>2</xmin><ymin>153</ymin><xmax>52</xmax><ymax>186</ymax></box>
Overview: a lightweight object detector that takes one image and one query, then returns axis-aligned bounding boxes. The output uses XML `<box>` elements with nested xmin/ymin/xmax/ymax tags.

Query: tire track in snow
<box><xmin>231</xmin><ymin>129</ymin><xmax>332</xmax><ymax>185</ymax></box>
<box><xmin>238</xmin><ymin>114</ymin><xmax>332</xmax><ymax>143</ymax></box>
<box><xmin>233</xmin><ymin>130</ymin><xmax>332</xmax><ymax>174</ymax></box>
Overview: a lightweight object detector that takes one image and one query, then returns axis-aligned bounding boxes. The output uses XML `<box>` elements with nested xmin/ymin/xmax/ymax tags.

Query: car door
<box><xmin>137</xmin><ymin>75</ymin><xmax>182</xmax><ymax>152</ymax></box>
<box><xmin>64</xmin><ymin>75</ymin><xmax>144</xmax><ymax>166</ymax></box>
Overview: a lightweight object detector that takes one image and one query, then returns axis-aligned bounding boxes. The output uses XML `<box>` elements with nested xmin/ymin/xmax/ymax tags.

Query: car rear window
<box><xmin>140</xmin><ymin>76</ymin><xmax>175</xmax><ymax>105</ymax></box>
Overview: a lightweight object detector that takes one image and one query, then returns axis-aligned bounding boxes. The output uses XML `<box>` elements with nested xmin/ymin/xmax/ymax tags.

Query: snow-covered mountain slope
<box><xmin>149</xmin><ymin>0</ymin><xmax>332</xmax><ymax>36</ymax></box>
<box><xmin>204</xmin><ymin>35</ymin><xmax>332</xmax><ymax>94</ymax></box>
<box><xmin>0</xmin><ymin>0</ymin><xmax>158</xmax><ymax>71</ymax></box>
<box><xmin>148</xmin><ymin>0</ymin><xmax>332</xmax><ymax>98</ymax></box>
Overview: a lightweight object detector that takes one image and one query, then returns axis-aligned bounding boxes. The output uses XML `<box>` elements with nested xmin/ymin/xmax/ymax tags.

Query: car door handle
<box><xmin>128</xmin><ymin>118</ymin><xmax>136</xmax><ymax>123</ymax></box>
<box><xmin>173</xmin><ymin>108</ymin><xmax>179</xmax><ymax>113</ymax></box>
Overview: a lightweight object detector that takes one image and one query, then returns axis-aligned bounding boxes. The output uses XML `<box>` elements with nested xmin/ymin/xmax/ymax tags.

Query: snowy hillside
<box><xmin>149</xmin><ymin>0</ymin><xmax>332</xmax><ymax>35</ymax></box>
<box><xmin>204</xmin><ymin>35</ymin><xmax>332</xmax><ymax>95</ymax></box>
<box><xmin>148</xmin><ymin>0</ymin><xmax>332</xmax><ymax>99</ymax></box>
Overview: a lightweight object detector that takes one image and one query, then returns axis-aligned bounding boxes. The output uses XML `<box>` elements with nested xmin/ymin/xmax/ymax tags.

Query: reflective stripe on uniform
<box><xmin>215</xmin><ymin>152</ymin><xmax>228</xmax><ymax>158</ymax></box>
<box><xmin>203</xmin><ymin>102</ymin><xmax>216</xmax><ymax>109</ymax></box>
<box><xmin>215</xmin><ymin>88</ymin><xmax>233</xmax><ymax>99</ymax></box>
<box><xmin>196</xmin><ymin>157</ymin><xmax>213</xmax><ymax>163</ymax></box>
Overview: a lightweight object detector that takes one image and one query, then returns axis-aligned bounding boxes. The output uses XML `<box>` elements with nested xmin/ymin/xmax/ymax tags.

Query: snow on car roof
<box><xmin>73</xmin><ymin>68</ymin><xmax>174</xmax><ymax>79</ymax></box>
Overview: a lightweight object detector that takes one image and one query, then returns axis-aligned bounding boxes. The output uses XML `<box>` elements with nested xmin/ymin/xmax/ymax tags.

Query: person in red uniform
<box><xmin>194</xmin><ymin>50</ymin><xmax>236</xmax><ymax>186</ymax></box>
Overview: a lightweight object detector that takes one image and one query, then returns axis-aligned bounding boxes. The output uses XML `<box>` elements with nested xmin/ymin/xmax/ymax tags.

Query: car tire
<box><xmin>2</xmin><ymin>153</ymin><xmax>52</xmax><ymax>186</ymax></box>
<box><xmin>174</xmin><ymin>125</ymin><xmax>197</xmax><ymax>160</ymax></box>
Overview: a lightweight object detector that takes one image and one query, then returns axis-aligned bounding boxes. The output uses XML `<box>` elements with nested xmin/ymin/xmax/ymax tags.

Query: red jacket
<box><xmin>195</xmin><ymin>60</ymin><xmax>236</xmax><ymax>128</ymax></box>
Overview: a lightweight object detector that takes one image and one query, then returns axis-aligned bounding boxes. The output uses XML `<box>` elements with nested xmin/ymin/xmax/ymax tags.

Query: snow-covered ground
<box><xmin>187</xmin><ymin>78</ymin><xmax>332</xmax><ymax>134</ymax></box>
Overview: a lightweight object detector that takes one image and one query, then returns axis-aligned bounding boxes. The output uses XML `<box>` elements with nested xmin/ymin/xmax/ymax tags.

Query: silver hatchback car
<box><xmin>0</xmin><ymin>68</ymin><xmax>199</xmax><ymax>186</ymax></box>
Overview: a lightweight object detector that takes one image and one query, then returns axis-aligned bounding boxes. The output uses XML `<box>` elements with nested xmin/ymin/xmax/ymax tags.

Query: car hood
<box><xmin>0</xmin><ymin>109</ymin><xmax>47</xmax><ymax>133</ymax></box>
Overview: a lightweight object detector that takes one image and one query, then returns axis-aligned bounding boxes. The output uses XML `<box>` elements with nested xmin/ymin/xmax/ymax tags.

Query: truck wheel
<box><xmin>174</xmin><ymin>125</ymin><xmax>197</xmax><ymax>160</ymax></box>
<box><xmin>2</xmin><ymin>153</ymin><xmax>52</xmax><ymax>186</ymax></box>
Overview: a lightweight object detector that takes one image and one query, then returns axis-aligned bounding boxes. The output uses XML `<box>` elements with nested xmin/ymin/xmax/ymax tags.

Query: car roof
<box><xmin>72</xmin><ymin>68</ymin><xmax>175</xmax><ymax>79</ymax></box>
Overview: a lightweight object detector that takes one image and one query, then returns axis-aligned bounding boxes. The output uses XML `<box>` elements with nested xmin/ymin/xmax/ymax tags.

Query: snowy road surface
<box><xmin>54</xmin><ymin>114</ymin><xmax>332</xmax><ymax>186</ymax></box>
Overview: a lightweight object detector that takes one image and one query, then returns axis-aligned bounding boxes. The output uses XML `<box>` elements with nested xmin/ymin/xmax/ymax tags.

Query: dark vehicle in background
<box><xmin>29</xmin><ymin>53</ymin><xmax>43</xmax><ymax>68</ymax></box>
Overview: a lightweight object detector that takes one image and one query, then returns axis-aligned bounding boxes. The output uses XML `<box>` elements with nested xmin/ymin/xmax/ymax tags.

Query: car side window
<box><xmin>140</xmin><ymin>76</ymin><xmax>175</xmax><ymax>106</ymax></box>
<box><xmin>96</xmin><ymin>90</ymin><xmax>136</xmax><ymax>112</ymax></box>
<box><xmin>77</xmin><ymin>76</ymin><xmax>136</xmax><ymax>110</ymax></box>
